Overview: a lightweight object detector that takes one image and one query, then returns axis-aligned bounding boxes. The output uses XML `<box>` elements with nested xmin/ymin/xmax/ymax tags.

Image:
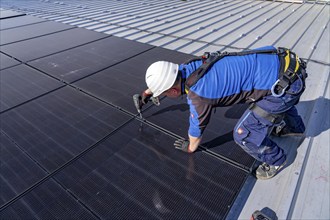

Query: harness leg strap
<box><xmin>249</xmin><ymin>103</ymin><xmax>284</xmax><ymax>124</ymax></box>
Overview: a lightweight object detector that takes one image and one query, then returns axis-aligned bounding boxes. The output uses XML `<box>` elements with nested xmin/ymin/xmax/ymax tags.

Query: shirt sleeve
<box><xmin>187</xmin><ymin>92</ymin><xmax>213</xmax><ymax>137</ymax></box>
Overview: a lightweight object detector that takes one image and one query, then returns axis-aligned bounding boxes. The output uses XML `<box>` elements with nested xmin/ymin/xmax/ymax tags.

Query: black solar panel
<box><xmin>0</xmin><ymin>86</ymin><xmax>132</xmax><ymax>172</ymax></box>
<box><xmin>0</xmin><ymin>21</ymin><xmax>74</xmax><ymax>45</ymax></box>
<box><xmin>74</xmin><ymin>47</ymin><xmax>195</xmax><ymax>114</ymax></box>
<box><xmin>0</xmin><ymin>179</ymin><xmax>98</xmax><ymax>219</ymax></box>
<box><xmin>0</xmin><ymin>53</ymin><xmax>20</xmax><ymax>70</ymax></box>
<box><xmin>0</xmin><ymin>133</ymin><xmax>46</xmax><ymax>206</ymax></box>
<box><xmin>0</xmin><ymin>28</ymin><xmax>107</xmax><ymax>62</ymax></box>
<box><xmin>29</xmin><ymin>36</ymin><xmax>153</xmax><ymax>83</ymax></box>
<box><xmin>0</xmin><ymin>15</ymin><xmax>253</xmax><ymax>219</ymax></box>
<box><xmin>0</xmin><ymin>64</ymin><xmax>64</xmax><ymax>112</ymax></box>
<box><xmin>143</xmin><ymin>97</ymin><xmax>255</xmax><ymax>168</ymax></box>
<box><xmin>53</xmin><ymin>120</ymin><xmax>248</xmax><ymax>219</ymax></box>
<box><xmin>0</xmin><ymin>15</ymin><xmax>46</xmax><ymax>30</ymax></box>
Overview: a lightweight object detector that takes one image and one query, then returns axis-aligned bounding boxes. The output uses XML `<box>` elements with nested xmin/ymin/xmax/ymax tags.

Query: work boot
<box><xmin>255</xmin><ymin>160</ymin><xmax>287</xmax><ymax>180</ymax></box>
<box><xmin>279</xmin><ymin>126</ymin><xmax>305</xmax><ymax>137</ymax></box>
<box><xmin>272</xmin><ymin>121</ymin><xmax>304</xmax><ymax>137</ymax></box>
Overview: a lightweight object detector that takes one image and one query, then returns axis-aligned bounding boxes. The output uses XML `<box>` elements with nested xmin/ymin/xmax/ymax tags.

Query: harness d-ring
<box><xmin>271</xmin><ymin>79</ymin><xmax>288</xmax><ymax>97</ymax></box>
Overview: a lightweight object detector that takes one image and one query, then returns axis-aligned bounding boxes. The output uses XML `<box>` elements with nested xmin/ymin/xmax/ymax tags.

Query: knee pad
<box><xmin>233</xmin><ymin>126</ymin><xmax>257</xmax><ymax>157</ymax></box>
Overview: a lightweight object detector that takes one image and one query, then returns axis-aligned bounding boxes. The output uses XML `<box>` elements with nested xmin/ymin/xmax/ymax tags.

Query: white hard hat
<box><xmin>145</xmin><ymin>61</ymin><xmax>179</xmax><ymax>97</ymax></box>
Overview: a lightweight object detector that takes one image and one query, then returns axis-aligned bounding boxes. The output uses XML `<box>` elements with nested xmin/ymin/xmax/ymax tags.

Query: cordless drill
<box><xmin>133</xmin><ymin>94</ymin><xmax>143</xmax><ymax>118</ymax></box>
<box><xmin>132</xmin><ymin>94</ymin><xmax>160</xmax><ymax>118</ymax></box>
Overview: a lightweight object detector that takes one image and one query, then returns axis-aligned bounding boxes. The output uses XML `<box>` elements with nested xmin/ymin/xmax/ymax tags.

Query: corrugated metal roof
<box><xmin>1</xmin><ymin>0</ymin><xmax>329</xmax><ymax>219</ymax></box>
<box><xmin>3</xmin><ymin>1</ymin><xmax>330</xmax><ymax>63</ymax></box>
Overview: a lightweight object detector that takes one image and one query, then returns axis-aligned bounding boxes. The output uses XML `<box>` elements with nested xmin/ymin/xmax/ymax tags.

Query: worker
<box><xmin>135</xmin><ymin>46</ymin><xmax>307</xmax><ymax>180</ymax></box>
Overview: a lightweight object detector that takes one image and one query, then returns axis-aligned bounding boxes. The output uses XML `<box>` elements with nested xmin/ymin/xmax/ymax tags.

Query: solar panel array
<box><xmin>0</xmin><ymin>12</ymin><xmax>255</xmax><ymax>219</ymax></box>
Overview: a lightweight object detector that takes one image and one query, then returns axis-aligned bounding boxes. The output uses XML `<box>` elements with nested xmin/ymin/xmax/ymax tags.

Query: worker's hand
<box><xmin>174</xmin><ymin>139</ymin><xmax>191</xmax><ymax>153</ymax></box>
<box><xmin>141</xmin><ymin>91</ymin><xmax>152</xmax><ymax>104</ymax></box>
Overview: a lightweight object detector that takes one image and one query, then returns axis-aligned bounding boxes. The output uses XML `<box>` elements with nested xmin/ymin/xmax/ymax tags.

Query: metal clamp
<box><xmin>275</xmin><ymin>120</ymin><xmax>286</xmax><ymax>134</ymax></box>
<box><xmin>271</xmin><ymin>79</ymin><xmax>288</xmax><ymax>97</ymax></box>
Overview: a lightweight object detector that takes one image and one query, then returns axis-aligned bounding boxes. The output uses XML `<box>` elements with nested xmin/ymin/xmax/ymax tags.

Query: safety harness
<box><xmin>183</xmin><ymin>47</ymin><xmax>307</xmax><ymax>124</ymax></box>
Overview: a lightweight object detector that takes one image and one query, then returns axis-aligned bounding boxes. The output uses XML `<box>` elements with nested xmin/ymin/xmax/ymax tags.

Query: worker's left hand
<box><xmin>174</xmin><ymin>139</ymin><xmax>190</xmax><ymax>152</ymax></box>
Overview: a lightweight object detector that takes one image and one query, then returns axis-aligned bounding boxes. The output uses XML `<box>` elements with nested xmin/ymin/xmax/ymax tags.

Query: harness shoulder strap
<box><xmin>271</xmin><ymin>48</ymin><xmax>308</xmax><ymax>97</ymax></box>
<box><xmin>184</xmin><ymin>48</ymin><xmax>278</xmax><ymax>91</ymax></box>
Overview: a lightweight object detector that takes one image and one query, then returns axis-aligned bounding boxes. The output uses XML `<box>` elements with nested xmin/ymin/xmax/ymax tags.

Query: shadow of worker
<box><xmin>277</xmin><ymin>97</ymin><xmax>330</xmax><ymax>168</ymax></box>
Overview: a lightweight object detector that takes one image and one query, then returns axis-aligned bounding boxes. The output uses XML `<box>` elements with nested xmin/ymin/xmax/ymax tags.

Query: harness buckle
<box><xmin>201</xmin><ymin>52</ymin><xmax>210</xmax><ymax>61</ymax></box>
<box><xmin>277</xmin><ymin>47</ymin><xmax>287</xmax><ymax>56</ymax></box>
<box><xmin>271</xmin><ymin>79</ymin><xmax>288</xmax><ymax>97</ymax></box>
<box><xmin>275</xmin><ymin>120</ymin><xmax>286</xmax><ymax>133</ymax></box>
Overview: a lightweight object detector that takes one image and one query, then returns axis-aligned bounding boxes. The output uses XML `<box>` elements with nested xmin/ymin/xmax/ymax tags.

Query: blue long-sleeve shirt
<box><xmin>180</xmin><ymin>46</ymin><xmax>280</xmax><ymax>137</ymax></box>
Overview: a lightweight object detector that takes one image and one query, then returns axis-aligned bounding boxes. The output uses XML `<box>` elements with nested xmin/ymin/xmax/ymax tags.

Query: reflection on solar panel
<box><xmin>0</xmin><ymin>11</ymin><xmax>254</xmax><ymax>219</ymax></box>
<box><xmin>29</xmin><ymin>36</ymin><xmax>153</xmax><ymax>83</ymax></box>
<box><xmin>74</xmin><ymin>47</ymin><xmax>195</xmax><ymax>114</ymax></box>
<box><xmin>0</xmin><ymin>15</ymin><xmax>46</xmax><ymax>30</ymax></box>
<box><xmin>1</xmin><ymin>28</ymin><xmax>107</xmax><ymax>62</ymax></box>
<box><xmin>0</xmin><ymin>21</ymin><xmax>74</xmax><ymax>46</ymax></box>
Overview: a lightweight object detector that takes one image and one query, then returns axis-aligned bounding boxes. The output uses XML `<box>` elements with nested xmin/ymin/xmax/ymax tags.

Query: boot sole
<box><xmin>280</xmin><ymin>133</ymin><xmax>305</xmax><ymax>137</ymax></box>
<box><xmin>255</xmin><ymin>160</ymin><xmax>287</xmax><ymax>180</ymax></box>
